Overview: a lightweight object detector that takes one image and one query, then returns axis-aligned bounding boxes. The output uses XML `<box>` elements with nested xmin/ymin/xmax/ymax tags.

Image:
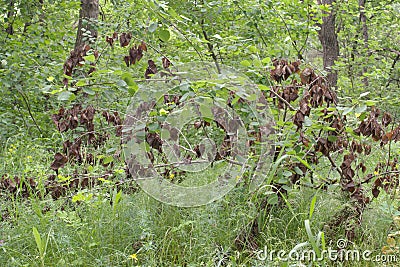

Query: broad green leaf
<box><xmin>365</xmin><ymin>100</ymin><xmax>376</xmax><ymax>106</ymax></box>
<box><xmin>159</xmin><ymin>29</ymin><xmax>171</xmax><ymax>42</ymax></box>
<box><xmin>240</xmin><ymin>60</ymin><xmax>251</xmax><ymax>67</ymax></box>
<box><xmin>258</xmin><ymin>84</ymin><xmax>269</xmax><ymax>91</ymax></box>
<box><xmin>58</xmin><ymin>91</ymin><xmax>75</xmax><ymax>101</ymax></box>
<box><xmin>199</xmin><ymin>102</ymin><xmax>213</xmax><ymax>119</ymax></box>
<box><xmin>294</xmin><ymin>166</ymin><xmax>303</xmax><ymax>175</ymax></box>
<box><xmin>75</xmin><ymin>80</ymin><xmax>86</xmax><ymax>87</ymax></box>
<box><xmin>282</xmin><ymin>170</ymin><xmax>292</xmax><ymax>177</ymax></box>
<box><xmin>159</xmin><ymin>108</ymin><xmax>169</xmax><ymax>116</ymax></box>
<box><xmin>83</xmin><ymin>54</ymin><xmax>96</xmax><ymax>62</ymax></box>
<box><xmin>262</xmin><ymin>57</ymin><xmax>271</xmax><ymax>64</ymax></box>
<box><xmin>83</xmin><ymin>88</ymin><xmax>95</xmax><ymax>95</ymax></box>
<box><xmin>342</xmin><ymin>106</ymin><xmax>353</xmax><ymax>115</ymax></box>
<box><xmin>128</xmin><ymin>84</ymin><xmax>138</xmax><ymax>96</ymax></box>
<box><xmin>253</xmin><ymin>59</ymin><xmax>262</xmax><ymax>68</ymax></box>
<box><xmin>103</xmin><ymin>156</ymin><xmax>114</xmax><ymax>164</ymax></box>
<box><xmin>354</xmin><ymin>105</ymin><xmax>367</xmax><ymax>114</ymax></box>
<box><xmin>267</xmin><ymin>194</ymin><xmax>279</xmax><ymax>205</ymax></box>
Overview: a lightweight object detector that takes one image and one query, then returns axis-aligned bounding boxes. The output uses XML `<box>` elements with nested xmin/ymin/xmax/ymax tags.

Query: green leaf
<box><xmin>342</xmin><ymin>106</ymin><xmax>353</xmax><ymax>115</ymax></box>
<box><xmin>113</xmin><ymin>189</ymin><xmax>122</xmax><ymax>208</ymax></box>
<box><xmin>75</xmin><ymin>80</ymin><xmax>86</xmax><ymax>87</ymax></box>
<box><xmin>247</xmin><ymin>94</ymin><xmax>257</xmax><ymax>101</ymax></box>
<box><xmin>58</xmin><ymin>91</ymin><xmax>75</xmax><ymax>101</ymax></box>
<box><xmin>148</xmin><ymin>122</ymin><xmax>160</xmax><ymax>132</ymax></box>
<box><xmin>32</xmin><ymin>226</ymin><xmax>44</xmax><ymax>256</ymax></box>
<box><xmin>253</xmin><ymin>59</ymin><xmax>262</xmax><ymax>68</ymax></box>
<box><xmin>159</xmin><ymin>29</ymin><xmax>171</xmax><ymax>42</ymax></box>
<box><xmin>199</xmin><ymin>102</ymin><xmax>213</xmax><ymax>119</ymax></box>
<box><xmin>83</xmin><ymin>88</ymin><xmax>96</xmax><ymax>95</ymax></box>
<box><xmin>365</xmin><ymin>100</ymin><xmax>376</xmax><ymax>106</ymax></box>
<box><xmin>240</xmin><ymin>60</ymin><xmax>251</xmax><ymax>67</ymax></box>
<box><xmin>305</xmin><ymin>219</ymin><xmax>321</xmax><ymax>257</ymax></box>
<box><xmin>354</xmin><ymin>105</ymin><xmax>367</xmax><ymax>114</ymax></box>
<box><xmin>257</xmin><ymin>85</ymin><xmax>268</xmax><ymax>92</ymax></box>
<box><xmin>282</xmin><ymin>170</ymin><xmax>292</xmax><ymax>177</ymax></box>
<box><xmin>103</xmin><ymin>156</ymin><xmax>114</xmax><ymax>165</ymax></box>
<box><xmin>294</xmin><ymin>166</ymin><xmax>303</xmax><ymax>175</ymax></box>
<box><xmin>121</xmin><ymin>74</ymin><xmax>138</xmax><ymax>95</ymax></box>
<box><xmin>116</xmin><ymin>79</ymin><xmax>127</xmax><ymax>88</ymax></box>
<box><xmin>41</xmin><ymin>85</ymin><xmax>52</xmax><ymax>93</ymax></box>
<box><xmin>267</xmin><ymin>194</ymin><xmax>279</xmax><ymax>205</ymax></box>
<box><xmin>128</xmin><ymin>84</ymin><xmax>138</xmax><ymax>96</ymax></box>
<box><xmin>309</xmin><ymin>194</ymin><xmax>317</xmax><ymax>219</ymax></box>
<box><xmin>83</xmin><ymin>54</ymin><xmax>96</xmax><ymax>62</ymax></box>
<box><xmin>262</xmin><ymin>57</ymin><xmax>271</xmax><ymax>64</ymax></box>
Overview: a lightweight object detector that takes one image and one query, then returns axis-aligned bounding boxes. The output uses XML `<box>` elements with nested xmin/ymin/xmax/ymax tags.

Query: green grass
<box><xmin>0</xmin><ymin>136</ymin><xmax>399</xmax><ymax>266</ymax></box>
<box><xmin>1</xmin><ymin>183</ymin><xmax>397</xmax><ymax>266</ymax></box>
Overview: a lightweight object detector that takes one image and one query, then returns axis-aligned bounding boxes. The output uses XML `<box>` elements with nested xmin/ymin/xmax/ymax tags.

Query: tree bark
<box><xmin>75</xmin><ymin>0</ymin><xmax>99</xmax><ymax>49</ymax></box>
<box><xmin>359</xmin><ymin>0</ymin><xmax>370</xmax><ymax>86</ymax></box>
<box><xmin>317</xmin><ymin>0</ymin><xmax>339</xmax><ymax>88</ymax></box>
<box><xmin>5</xmin><ymin>0</ymin><xmax>15</xmax><ymax>35</ymax></box>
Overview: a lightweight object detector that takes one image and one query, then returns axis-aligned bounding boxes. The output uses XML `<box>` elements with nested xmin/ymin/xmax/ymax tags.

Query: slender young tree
<box><xmin>358</xmin><ymin>0</ymin><xmax>370</xmax><ymax>86</ymax></box>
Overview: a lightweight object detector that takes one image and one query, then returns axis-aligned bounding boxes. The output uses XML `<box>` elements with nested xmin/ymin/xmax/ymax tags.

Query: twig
<box><xmin>201</xmin><ymin>18</ymin><xmax>221</xmax><ymax>73</ymax></box>
<box><xmin>15</xmin><ymin>87</ymin><xmax>43</xmax><ymax>135</ymax></box>
<box><xmin>152</xmin><ymin>160</ymin><xmax>209</xmax><ymax>168</ymax></box>
<box><xmin>386</xmin><ymin>54</ymin><xmax>399</xmax><ymax>87</ymax></box>
<box><xmin>268</xmin><ymin>88</ymin><xmax>297</xmax><ymax>111</ymax></box>
<box><xmin>271</xmin><ymin>6</ymin><xmax>303</xmax><ymax>59</ymax></box>
<box><xmin>361</xmin><ymin>170</ymin><xmax>400</xmax><ymax>185</ymax></box>
<box><xmin>326</xmin><ymin>152</ymin><xmax>343</xmax><ymax>178</ymax></box>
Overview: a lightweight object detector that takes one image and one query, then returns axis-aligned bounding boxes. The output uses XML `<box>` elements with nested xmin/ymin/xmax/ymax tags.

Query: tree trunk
<box><xmin>5</xmin><ymin>0</ymin><xmax>15</xmax><ymax>35</ymax></box>
<box><xmin>75</xmin><ymin>0</ymin><xmax>99</xmax><ymax>49</ymax></box>
<box><xmin>359</xmin><ymin>0</ymin><xmax>370</xmax><ymax>86</ymax></box>
<box><xmin>317</xmin><ymin>0</ymin><xmax>339</xmax><ymax>88</ymax></box>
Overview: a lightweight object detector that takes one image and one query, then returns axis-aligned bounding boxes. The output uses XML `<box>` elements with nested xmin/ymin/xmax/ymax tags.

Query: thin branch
<box><xmin>14</xmin><ymin>88</ymin><xmax>43</xmax><ymax>135</ymax></box>
<box><xmin>385</xmin><ymin>48</ymin><xmax>400</xmax><ymax>56</ymax></box>
<box><xmin>386</xmin><ymin>54</ymin><xmax>400</xmax><ymax>87</ymax></box>
<box><xmin>326</xmin><ymin>152</ymin><xmax>343</xmax><ymax>178</ymax></box>
<box><xmin>271</xmin><ymin>6</ymin><xmax>303</xmax><ymax>59</ymax></box>
<box><xmin>201</xmin><ymin>18</ymin><xmax>221</xmax><ymax>73</ymax></box>
<box><xmin>268</xmin><ymin>88</ymin><xmax>297</xmax><ymax>111</ymax></box>
<box><xmin>152</xmin><ymin>160</ymin><xmax>209</xmax><ymax>168</ymax></box>
<box><xmin>361</xmin><ymin>170</ymin><xmax>400</xmax><ymax>185</ymax></box>
<box><xmin>81</xmin><ymin>78</ymin><xmax>172</xmax><ymax>87</ymax></box>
